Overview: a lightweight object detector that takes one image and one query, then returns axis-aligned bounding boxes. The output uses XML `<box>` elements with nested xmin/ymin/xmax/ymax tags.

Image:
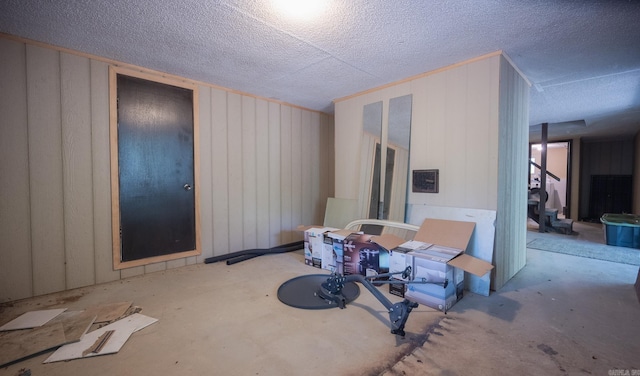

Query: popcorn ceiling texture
<box><xmin>1</xmin><ymin>0</ymin><xmax>639</xmax><ymax>137</ymax></box>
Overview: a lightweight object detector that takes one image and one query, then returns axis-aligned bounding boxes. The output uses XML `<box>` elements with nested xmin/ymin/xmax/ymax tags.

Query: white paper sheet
<box><xmin>44</xmin><ymin>313</ymin><xmax>158</xmax><ymax>363</ymax></box>
<box><xmin>0</xmin><ymin>308</ymin><xmax>67</xmax><ymax>331</ymax></box>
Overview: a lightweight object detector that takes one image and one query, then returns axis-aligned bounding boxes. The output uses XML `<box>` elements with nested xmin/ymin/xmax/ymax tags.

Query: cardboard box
<box><xmin>300</xmin><ymin>219</ymin><xmax>493</xmax><ymax>312</ymax></box>
<box><xmin>326</xmin><ymin>229</ymin><xmax>360</xmax><ymax>275</ymax></box>
<box><xmin>362</xmin><ymin>219</ymin><xmax>493</xmax><ymax>312</ymax></box>
<box><xmin>406</xmin><ymin>245</ymin><xmax>466</xmax><ymax>312</ymax></box>
<box><xmin>389</xmin><ymin>278</ymin><xmax>406</xmax><ymax>297</ymax></box>
<box><xmin>301</xmin><ymin>226</ymin><xmax>338</xmax><ymax>268</ymax></box>
<box><xmin>321</xmin><ymin>232</ymin><xmax>338</xmax><ymax>272</ymax></box>
<box><xmin>388</xmin><ymin>240</ymin><xmax>433</xmax><ymax>281</ymax></box>
<box><xmin>329</xmin><ymin>236</ymin><xmax>344</xmax><ymax>274</ymax></box>
<box><xmin>403</xmin><ymin>218</ymin><xmax>494</xmax><ymax>312</ymax></box>
<box><xmin>337</xmin><ymin>233</ymin><xmax>399</xmax><ymax>277</ymax></box>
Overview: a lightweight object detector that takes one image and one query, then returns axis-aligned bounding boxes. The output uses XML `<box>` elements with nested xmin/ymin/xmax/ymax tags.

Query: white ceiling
<box><xmin>1</xmin><ymin>0</ymin><xmax>639</xmax><ymax>141</ymax></box>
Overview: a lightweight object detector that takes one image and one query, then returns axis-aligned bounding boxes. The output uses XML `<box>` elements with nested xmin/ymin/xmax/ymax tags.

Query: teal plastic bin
<box><xmin>600</xmin><ymin>213</ymin><xmax>640</xmax><ymax>249</ymax></box>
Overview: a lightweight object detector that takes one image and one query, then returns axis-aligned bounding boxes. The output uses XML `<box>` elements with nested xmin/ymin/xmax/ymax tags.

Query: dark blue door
<box><xmin>117</xmin><ymin>74</ymin><xmax>195</xmax><ymax>262</ymax></box>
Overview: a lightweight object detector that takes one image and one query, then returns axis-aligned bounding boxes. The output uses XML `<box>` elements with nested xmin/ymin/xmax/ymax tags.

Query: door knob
<box><xmin>184</xmin><ymin>184</ymin><xmax>192</xmax><ymax>191</ymax></box>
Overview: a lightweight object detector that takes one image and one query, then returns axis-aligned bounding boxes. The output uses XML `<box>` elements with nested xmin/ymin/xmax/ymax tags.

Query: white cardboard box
<box><xmin>326</xmin><ymin>229</ymin><xmax>363</xmax><ymax>274</ymax></box>
<box><xmin>406</xmin><ymin>245</ymin><xmax>466</xmax><ymax>312</ymax></box>
<box><xmin>406</xmin><ymin>219</ymin><xmax>493</xmax><ymax>311</ymax></box>
<box><xmin>302</xmin><ymin>226</ymin><xmax>338</xmax><ymax>268</ymax></box>
<box><xmin>375</xmin><ymin>218</ymin><xmax>494</xmax><ymax>312</ymax></box>
<box><xmin>388</xmin><ymin>240</ymin><xmax>432</xmax><ymax>281</ymax></box>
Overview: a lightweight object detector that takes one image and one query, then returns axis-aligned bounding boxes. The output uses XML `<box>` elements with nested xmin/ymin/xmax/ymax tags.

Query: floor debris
<box><xmin>44</xmin><ymin>313</ymin><xmax>157</xmax><ymax>363</ymax></box>
<box><xmin>0</xmin><ymin>322</ymin><xmax>66</xmax><ymax>367</ymax></box>
<box><xmin>0</xmin><ymin>302</ymin><xmax>155</xmax><ymax>367</ymax></box>
<box><xmin>84</xmin><ymin>301</ymin><xmax>132</xmax><ymax>324</ymax></box>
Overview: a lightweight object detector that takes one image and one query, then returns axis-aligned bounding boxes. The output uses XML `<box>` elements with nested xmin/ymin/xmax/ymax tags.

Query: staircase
<box><xmin>527</xmin><ymin>199</ymin><xmax>574</xmax><ymax>235</ymax></box>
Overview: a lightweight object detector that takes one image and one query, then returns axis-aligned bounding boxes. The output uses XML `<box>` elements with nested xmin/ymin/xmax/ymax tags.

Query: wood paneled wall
<box><xmin>408</xmin><ymin>56</ymin><xmax>500</xmax><ymax>210</ymax></box>
<box><xmin>335</xmin><ymin>54</ymin><xmax>505</xmax><ymax>212</ymax></box>
<box><xmin>334</xmin><ymin>52</ymin><xmax>530</xmax><ymax>291</ymax></box>
<box><xmin>199</xmin><ymin>87</ymin><xmax>334</xmax><ymax>255</ymax></box>
<box><xmin>494</xmin><ymin>55</ymin><xmax>529</xmax><ymax>290</ymax></box>
<box><xmin>0</xmin><ymin>37</ymin><xmax>334</xmax><ymax>303</ymax></box>
<box><xmin>579</xmin><ymin>138</ymin><xmax>634</xmax><ymax>219</ymax></box>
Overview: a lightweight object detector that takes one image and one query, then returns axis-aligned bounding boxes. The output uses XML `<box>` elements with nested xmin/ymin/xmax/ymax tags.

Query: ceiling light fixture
<box><xmin>272</xmin><ymin>0</ymin><xmax>327</xmax><ymax>20</ymax></box>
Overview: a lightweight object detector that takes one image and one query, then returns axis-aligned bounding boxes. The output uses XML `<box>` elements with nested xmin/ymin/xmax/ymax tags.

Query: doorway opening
<box><xmin>529</xmin><ymin>141</ymin><xmax>571</xmax><ymax>219</ymax></box>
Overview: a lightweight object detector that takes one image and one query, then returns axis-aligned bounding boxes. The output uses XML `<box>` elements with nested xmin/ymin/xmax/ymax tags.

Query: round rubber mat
<box><xmin>277</xmin><ymin>274</ymin><xmax>360</xmax><ymax>309</ymax></box>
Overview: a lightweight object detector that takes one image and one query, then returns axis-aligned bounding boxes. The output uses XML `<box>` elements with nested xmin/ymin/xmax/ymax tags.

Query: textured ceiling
<box><xmin>1</xmin><ymin>0</ymin><xmax>639</xmax><ymax>140</ymax></box>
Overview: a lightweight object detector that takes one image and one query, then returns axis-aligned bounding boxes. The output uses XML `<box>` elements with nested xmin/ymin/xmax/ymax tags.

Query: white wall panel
<box><xmin>443</xmin><ymin>65</ymin><xmax>468</xmax><ymax>206</ymax></box>
<box><xmin>26</xmin><ymin>44</ymin><xmax>66</xmax><ymax>296</ymax></box>
<box><xmin>198</xmin><ymin>86</ymin><xmax>214</xmax><ymax>260</ymax></box>
<box><xmin>227</xmin><ymin>93</ymin><xmax>244</xmax><ymax>253</ymax></box>
<box><xmin>0</xmin><ymin>38</ymin><xmax>32</xmax><ymax>302</ymax></box>
<box><xmin>309</xmin><ymin>112</ymin><xmax>320</xmax><ymax>224</ymax></box>
<box><xmin>211</xmin><ymin>88</ymin><xmax>230</xmax><ymax>257</ymax></box>
<box><xmin>319</xmin><ymin>114</ymin><xmax>335</xmax><ymax>225</ymax></box>
<box><xmin>255</xmin><ymin>99</ymin><xmax>270</xmax><ymax>248</ymax></box>
<box><xmin>464</xmin><ymin>58</ymin><xmax>494</xmax><ymax>208</ymax></box>
<box><xmin>280</xmin><ymin>107</ymin><xmax>293</xmax><ymax>244</ymax></box>
<box><xmin>291</xmin><ymin>108</ymin><xmax>303</xmax><ymax>240</ymax></box>
<box><xmin>493</xmin><ymin>55</ymin><xmax>529</xmax><ymax>290</ymax></box>
<box><xmin>413</xmin><ymin>58</ymin><xmax>500</xmax><ymax>210</ymax></box>
<box><xmin>268</xmin><ymin>102</ymin><xmax>282</xmax><ymax>246</ymax></box>
<box><xmin>312</xmin><ymin>111</ymin><xmax>333</xmax><ymax>227</ymax></box>
<box><xmin>301</xmin><ymin>111</ymin><xmax>312</xmax><ymax>227</ymax></box>
<box><xmin>334</xmin><ymin>99</ymin><xmax>362</xmax><ymax>200</ymax></box>
<box><xmin>421</xmin><ymin>73</ymin><xmax>446</xmax><ymax>179</ymax></box>
<box><xmin>242</xmin><ymin>96</ymin><xmax>257</xmax><ymax>249</ymax></box>
<box><xmin>60</xmin><ymin>52</ymin><xmax>95</xmax><ymax>289</ymax></box>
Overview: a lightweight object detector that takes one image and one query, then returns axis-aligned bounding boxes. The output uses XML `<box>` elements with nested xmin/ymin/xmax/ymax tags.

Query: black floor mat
<box><xmin>277</xmin><ymin>274</ymin><xmax>360</xmax><ymax>309</ymax></box>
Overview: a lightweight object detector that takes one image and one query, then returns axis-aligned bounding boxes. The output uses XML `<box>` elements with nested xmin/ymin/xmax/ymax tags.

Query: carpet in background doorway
<box><xmin>527</xmin><ymin>237</ymin><xmax>640</xmax><ymax>266</ymax></box>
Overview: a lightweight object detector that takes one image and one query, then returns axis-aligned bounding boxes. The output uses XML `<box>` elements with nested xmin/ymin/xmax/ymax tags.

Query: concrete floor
<box><xmin>1</xmin><ymin>222</ymin><xmax>639</xmax><ymax>376</ymax></box>
<box><xmin>385</xmin><ymin>222</ymin><xmax>640</xmax><ymax>375</ymax></box>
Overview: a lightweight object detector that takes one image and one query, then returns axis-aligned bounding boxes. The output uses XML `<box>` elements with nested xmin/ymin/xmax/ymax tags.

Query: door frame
<box><xmin>109</xmin><ymin>65</ymin><xmax>201</xmax><ymax>269</ymax></box>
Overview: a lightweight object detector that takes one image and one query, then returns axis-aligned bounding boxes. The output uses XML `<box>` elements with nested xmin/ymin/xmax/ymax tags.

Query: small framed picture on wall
<box><xmin>412</xmin><ymin>169</ymin><xmax>439</xmax><ymax>193</ymax></box>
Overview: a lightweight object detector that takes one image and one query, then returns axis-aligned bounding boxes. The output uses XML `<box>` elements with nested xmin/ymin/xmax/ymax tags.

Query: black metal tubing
<box><xmin>225</xmin><ymin>254</ymin><xmax>261</xmax><ymax>265</ymax></box>
<box><xmin>204</xmin><ymin>240</ymin><xmax>304</xmax><ymax>264</ymax></box>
